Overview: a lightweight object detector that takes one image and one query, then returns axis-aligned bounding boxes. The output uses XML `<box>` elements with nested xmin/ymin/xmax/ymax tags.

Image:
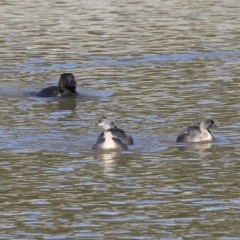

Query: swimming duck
<box><xmin>92</xmin><ymin>116</ymin><xmax>129</xmax><ymax>151</ymax></box>
<box><xmin>176</xmin><ymin>118</ymin><xmax>216</xmax><ymax>143</ymax></box>
<box><xmin>97</xmin><ymin>118</ymin><xmax>134</xmax><ymax>145</ymax></box>
<box><xmin>36</xmin><ymin>73</ymin><xmax>78</xmax><ymax>97</ymax></box>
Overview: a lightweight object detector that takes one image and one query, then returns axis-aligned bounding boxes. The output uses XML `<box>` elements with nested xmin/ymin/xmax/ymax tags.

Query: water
<box><xmin>1</xmin><ymin>0</ymin><xmax>240</xmax><ymax>239</ymax></box>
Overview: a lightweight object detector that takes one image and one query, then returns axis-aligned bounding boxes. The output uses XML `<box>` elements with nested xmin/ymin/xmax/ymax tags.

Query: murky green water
<box><xmin>1</xmin><ymin>0</ymin><xmax>240</xmax><ymax>239</ymax></box>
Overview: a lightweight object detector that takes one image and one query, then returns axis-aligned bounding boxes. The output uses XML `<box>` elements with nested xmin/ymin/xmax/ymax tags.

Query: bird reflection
<box><xmin>94</xmin><ymin>151</ymin><xmax>121</xmax><ymax>175</ymax></box>
<box><xmin>177</xmin><ymin>142</ymin><xmax>213</xmax><ymax>157</ymax></box>
<box><xmin>55</xmin><ymin>97</ymin><xmax>77</xmax><ymax>110</ymax></box>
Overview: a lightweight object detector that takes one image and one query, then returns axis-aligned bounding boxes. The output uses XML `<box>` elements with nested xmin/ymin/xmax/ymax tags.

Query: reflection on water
<box><xmin>1</xmin><ymin>0</ymin><xmax>240</xmax><ymax>238</ymax></box>
<box><xmin>94</xmin><ymin>151</ymin><xmax>121</xmax><ymax>175</ymax></box>
<box><xmin>177</xmin><ymin>142</ymin><xmax>213</xmax><ymax>157</ymax></box>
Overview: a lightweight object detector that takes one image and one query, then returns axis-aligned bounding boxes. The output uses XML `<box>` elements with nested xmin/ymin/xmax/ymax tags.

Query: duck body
<box><xmin>92</xmin><ymin>116</ymin><xmax>131</xmax><ymax>151</ymax></box>
<box><xmin>93</xmin><ymin>130</ymin><xmax>128</xmax><ymax>150</ymax></box>
<box><xmin>176</xmin><ymin>118</ymin><xmax>215</xmax><ymax>143</ymax></box>
<box><xmin>36</xmin><ymin>73</ymin><xmax>78</xmax><ymax>97</ymax></box>
<box><xmin>36</xmin><ymin>86</ymin><xmax>59</xmax><ymax>97</ymax></box>
<box><xmin>97</xmin><ymin>126</ymin><xmax>134</xmax><ymax>145</ymax></box>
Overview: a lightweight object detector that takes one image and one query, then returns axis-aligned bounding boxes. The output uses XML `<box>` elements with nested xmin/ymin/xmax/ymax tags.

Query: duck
<box><xmin>176</xmin><ymin>118</ymin><xmax>216</xmax><ymax>143</ymax></box>
<box><xmin>36</xmin><ymin>73</ymin><xmax>78</xmax><ymax>97</ymax></box>
<box><xmin>92</xmin><ymin>116</ymin><xmax>129</xmax><ymax>151</ymax></box>
<box><xmin>97</xmin><ymin>118</ymin><xmax>134</xmax><ymax>145</ymax></box>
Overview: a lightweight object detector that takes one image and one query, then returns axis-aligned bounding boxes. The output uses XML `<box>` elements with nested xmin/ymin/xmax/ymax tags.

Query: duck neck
<box><xmin>59</xmin><ymin>85</ymin><xmax>77</xmax><ymax>96</ymax></box>
<box><xmin>200</xmin><ymin>128</ymin><xmax>213</xmax><ymax>141</ymax></box>
<box><xmin>103</xmin><ymin>130</ymin><xmax>114</xmax><ymax>141</ymax></box>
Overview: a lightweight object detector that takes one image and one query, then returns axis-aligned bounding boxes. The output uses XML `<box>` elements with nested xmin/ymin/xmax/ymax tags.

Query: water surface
<box><xmin>1</xmin><ymin>0</ymin><xmax>240</xmax><ymax>239</ymax></box>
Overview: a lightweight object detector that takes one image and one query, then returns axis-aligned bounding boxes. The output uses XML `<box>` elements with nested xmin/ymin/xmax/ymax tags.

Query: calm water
<box><xmin>1</xmin><ymin>0</ymin><xmax>240</xmax><ymax>239</ymax></box>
